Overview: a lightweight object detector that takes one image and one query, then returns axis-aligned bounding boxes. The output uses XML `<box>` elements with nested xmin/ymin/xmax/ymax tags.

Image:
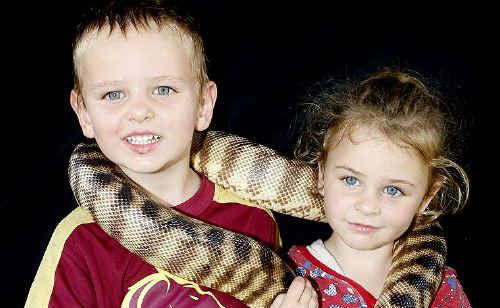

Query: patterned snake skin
<box><xmin>69</xmin><ymin>131</ymin><xmax>446</xmax><ymax>307</ymax></box>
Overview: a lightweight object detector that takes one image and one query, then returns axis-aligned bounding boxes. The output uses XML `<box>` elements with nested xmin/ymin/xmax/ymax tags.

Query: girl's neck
<box><xmin>324</xmin><ymin>235</ymin><xmax>393</xmax><ymax>298</ymax></box>
<box><xmin>122</xmin><ymin>159</ymin><xmax>201</xmax><ymax>207</ymax></box>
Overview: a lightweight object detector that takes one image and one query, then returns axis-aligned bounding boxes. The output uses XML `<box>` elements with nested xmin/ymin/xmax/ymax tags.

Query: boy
<box><xmin>25</xmin><ymin>1</ymin><xmax>316</xmax><ymax>307</ymax></box>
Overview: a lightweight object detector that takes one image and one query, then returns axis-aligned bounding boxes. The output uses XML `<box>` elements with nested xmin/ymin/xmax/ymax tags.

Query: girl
<box><xmin>290</xmin><ymin>68</ymin><xmax>471</xmax><ymax>307</ymax></box>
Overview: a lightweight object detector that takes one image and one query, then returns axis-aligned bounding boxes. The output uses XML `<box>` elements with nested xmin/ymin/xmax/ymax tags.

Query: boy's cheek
<box><xmin>70</xmin><ymin>90</ymin><xmax>96</xmax><ymax>138</ymax></box>
<box><xmin>195</xmin><ymin>115</ymin><xmax>211</xmax><ymax>131</ymax></box>
<box><xmin>195</xmin><ymin>81</ymin><xmax>217</xmax><ymax>131</ymax></box>
<box><xmin>194</xmin><ymin>104</ymin><xmax>215</xmax><ymax>131</ymax></box>
<box><xmin>81</xmin><ymin>121</ymin><xmax>96</xmax><ymax>138</ymax></box>
<box><xmin>76</xmin><ymin>109</ymin><xmax>95</xmax><ymax>138</ymax></box>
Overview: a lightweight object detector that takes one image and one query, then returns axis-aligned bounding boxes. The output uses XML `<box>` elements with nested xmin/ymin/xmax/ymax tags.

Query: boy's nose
<box><xmin>128</xmin><ymin>100</ymin><xmax>154</xmax><ymax>123</ymax></box>
<box><xmin>129</xmin><ymin>109</ymin><xmax>154</xmax><ymax>122</ymax></box>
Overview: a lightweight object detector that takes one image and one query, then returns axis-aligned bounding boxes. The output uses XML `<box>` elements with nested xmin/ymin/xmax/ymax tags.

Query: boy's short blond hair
<box><xmin>72</xmin><ymin>0</ymin><xmax>209</xmax><ymax>92</ymax></box>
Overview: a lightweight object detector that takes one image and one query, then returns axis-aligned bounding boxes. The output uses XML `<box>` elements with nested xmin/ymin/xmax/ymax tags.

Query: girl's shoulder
<box><xmin>431</xmin><ymin>266</ymin><xmax>471</xmax><ymax>308</ymax></box>
<box><xmin>289</xmin><ymin>246</ymin><xmax>472</xmax><ymax>308</ymax></box>
<box><xmin>288</xmin><ymin>245</ymin><xmax>376</xmax><ymax>308</ymax></box>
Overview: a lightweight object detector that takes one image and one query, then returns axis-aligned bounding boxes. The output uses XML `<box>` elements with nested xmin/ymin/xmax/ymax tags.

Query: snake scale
<box><xmin>69</xmin><ymin>130</ymin><xmax>446</xmax><ymax>307</ymax></box>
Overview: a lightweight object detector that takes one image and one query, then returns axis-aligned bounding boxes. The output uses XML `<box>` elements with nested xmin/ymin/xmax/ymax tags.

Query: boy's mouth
<box><xmin>125</xmin><ymin>134</ymin><xmax>161</xmax><ymax>145</ymax></box>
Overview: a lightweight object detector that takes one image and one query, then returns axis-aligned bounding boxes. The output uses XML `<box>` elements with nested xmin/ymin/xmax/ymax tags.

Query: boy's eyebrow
<box><xmin>87</xmin><ymin>75</ymin><xmax>189</xmax><ymax>91</ymax></box>
<box><xmin>335</xmin><ymin>165</ymin><xmax>416</xmax><ymax>187</ymax></box>
<box><xmin>151</xmin><ymin>75</ymin><xmax>190</xmax><ymax>82</ymax></box>
<box><xmin>87</xmin><ymin>80</ymin><xmax>124</xmax><ymax>90</ymax></box>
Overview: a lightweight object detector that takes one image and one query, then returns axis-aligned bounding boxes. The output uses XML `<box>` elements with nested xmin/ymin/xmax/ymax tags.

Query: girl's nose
<box><xmin>354</xmin><ymin>192</ymin><xmax>381</xmax><ymax>215</ymax></box>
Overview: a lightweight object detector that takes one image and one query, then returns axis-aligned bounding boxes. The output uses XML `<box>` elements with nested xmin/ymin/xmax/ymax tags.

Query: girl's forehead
<box><xmin>330</xmin><ymin>127</ymin><xmax>416</xmax><ymax>159</ymax></box>
<box><xmin>328</xmin><ymin>125</ymin><xmax>414</xmax><ymax>155</ymax></box>
<box><xmin>326</xmin><ymin>126</ymin><xmax>430</xmax><ymax>183</ymax></box>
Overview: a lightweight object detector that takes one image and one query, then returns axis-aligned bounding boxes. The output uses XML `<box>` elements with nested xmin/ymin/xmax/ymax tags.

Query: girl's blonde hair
<box><xmin>295</xmin><ymin>68</ymin><xmax>469</xmax><ymax>224</ymax></box>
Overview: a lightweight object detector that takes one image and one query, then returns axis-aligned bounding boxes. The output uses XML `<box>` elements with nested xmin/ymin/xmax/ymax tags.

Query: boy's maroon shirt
<box><xmin>26</xmin><ymin>175</ymin><xmax>279</xmax><ymax>307</ymax></box>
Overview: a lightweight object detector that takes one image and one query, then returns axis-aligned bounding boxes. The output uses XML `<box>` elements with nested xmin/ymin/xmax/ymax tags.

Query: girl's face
<box><xmin>319</xmin><ymin>126</ymin><xmax>436</xmax><ymax>252</ymax></box>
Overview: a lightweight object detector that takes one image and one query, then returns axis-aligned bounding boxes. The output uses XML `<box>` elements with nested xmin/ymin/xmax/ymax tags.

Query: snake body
<box><xmin>69</xmin><ymin>131</ymin><xmax>446</xmax><ymax>307</ymax></box>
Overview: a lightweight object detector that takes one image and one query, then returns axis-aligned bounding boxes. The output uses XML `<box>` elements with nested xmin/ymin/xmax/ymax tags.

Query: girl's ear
<box><xmin>419</xmin><ymin>181</ymin><xmax>443</xmax><ymax>214</ymax></box>
<box><xmin>317</xmin><ymin>158</ymin><xmax>325</xmax><ymax>196</ymax></box>
<box><xmin>70</xmin><ymin>90</ymin><xmax>95</xmax><ymax>138</ymax></box>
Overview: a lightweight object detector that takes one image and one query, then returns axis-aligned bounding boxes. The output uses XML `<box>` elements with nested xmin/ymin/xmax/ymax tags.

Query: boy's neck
<box><xmin>122</xmin><ymin>163</ymin><xmax>201</xmax><ymax>207</ymax></box>
<box><xmin>324</xmin><ymin>235</ymin><xmax>392</xmax><ymax>298</ymax></box>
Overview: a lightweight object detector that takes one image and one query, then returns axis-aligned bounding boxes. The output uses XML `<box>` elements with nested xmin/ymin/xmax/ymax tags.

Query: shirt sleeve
<box><xmin>46</xmin><ymin>236</ymin><xmax>97</xmax><ymax>308</ymax></box>
<box><xmin>249</xmin><ymin>208</ymin><xmax>279</xmax><ymax>249</ymax></box>
<box><xmin>24</xmin><ymin>208</ymin><xmax>96</xmax><ymax>308</ymax></box>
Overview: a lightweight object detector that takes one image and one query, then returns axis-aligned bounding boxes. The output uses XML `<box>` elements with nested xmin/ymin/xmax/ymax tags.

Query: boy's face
<box><xmin>71</xmin><ymin>26</ymin><xmax>216</xmax><ymax>179</ymax></box>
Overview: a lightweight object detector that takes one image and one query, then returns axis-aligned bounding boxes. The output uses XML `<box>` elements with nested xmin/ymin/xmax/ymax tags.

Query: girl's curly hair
<box><xmin>294</xmin><ymin>68</ymin><xmax>469</xmax><ymax>224</ymax></box>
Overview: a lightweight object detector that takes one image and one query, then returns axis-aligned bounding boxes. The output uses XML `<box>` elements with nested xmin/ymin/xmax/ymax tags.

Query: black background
<box><xmin>1</xmin><ymin>2</ymin><xmax>493</xmax><ymax>307</ymax></box>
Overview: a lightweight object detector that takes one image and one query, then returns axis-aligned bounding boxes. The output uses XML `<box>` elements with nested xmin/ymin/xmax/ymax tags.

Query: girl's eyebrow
<box><xmin>386</xmin><ymin>178</ymin><xmax>416</xmax><ymax>187</ymax></box>
<box><xmin>335</xmin><ymin>165</ymin><xmax>416</xmax><ymax>187</ymax></box>
<box><xmin>335</xmin><ymin>165</ymin><xmax>364</xmax><ymax>176</ymax></box>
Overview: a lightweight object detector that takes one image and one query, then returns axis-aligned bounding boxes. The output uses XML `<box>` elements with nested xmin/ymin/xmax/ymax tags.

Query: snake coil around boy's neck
<box><xmin>69</xmin><ymin>130</ymin><xmax>446</xmax><ymax>308</ymax></box>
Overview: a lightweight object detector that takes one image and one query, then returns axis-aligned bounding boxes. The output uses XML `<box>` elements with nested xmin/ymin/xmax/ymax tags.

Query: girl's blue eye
<box><xmin>384</xmin><ymin>186</ymin><xmax>402</xmax><ymax>197</ymax></box>
<box><xmin>104</xmin><ymin>91</ymin><xmax>123</xmax><ymax>101</ymax></box>
<box><xmin>154</xmin><ymin>86</ymin><xmax>173</xmax><ymax>96</ymax></box>
<box><xmin>342</xmin><ymin>176</ymin><xmax>359</xmax><ymax>186</ymax></box>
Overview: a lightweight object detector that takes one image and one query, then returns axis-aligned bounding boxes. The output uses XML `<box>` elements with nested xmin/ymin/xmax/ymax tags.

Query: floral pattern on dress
<box><xmin>431</xmin><ymin>269</ymin><xmax>472</xmax><ymax>308</ymax></box>
<box><xmin>289</xmin><ymin>246</ymin><xmax>370</xmax><ymax>308</ymax></box>
<box><xmin>288</xmin><ymin>245</ymin><xmax>471</xmax><ymax>308</ymax></box>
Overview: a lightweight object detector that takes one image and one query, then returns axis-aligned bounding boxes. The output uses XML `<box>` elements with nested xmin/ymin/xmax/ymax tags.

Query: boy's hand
<box><xmin>270</xmin><ymin>276</ymin><xmax>318</xmax><ymax>308</ymax></box>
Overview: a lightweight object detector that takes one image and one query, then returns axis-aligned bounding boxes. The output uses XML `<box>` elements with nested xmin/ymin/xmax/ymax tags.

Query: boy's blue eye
<box><xmin>154</xmin><ymin>86</ymin><xmax>173</xmax><ymax>96</ymax></box>
<box><xmin>384</xmin><ymin>186</ymin><xmax>402</xmax><ymax>197</ymax></box>
<box><xmin>342</xmin><ymin>176</ymin><xmax>359</xmax><ymax>186</ymax></box>
<box><xmin>104</xmin><ymin>91</ymin><xmax>123</xmax><ymax>101</ymax></box>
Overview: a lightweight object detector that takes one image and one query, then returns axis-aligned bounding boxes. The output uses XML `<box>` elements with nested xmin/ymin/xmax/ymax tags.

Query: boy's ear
<box><xmin>419</xmin><ymin>181</ymin><xmax>443</xmax><ymax>214</ymax></box>
<box><xmin>70</xmin><ymin>90</ymin><xmax>95</xmax><ymax>138</ymax></box>
<box><xmin>195</xmin><ymin>81</ymin><xmax>217</xmax><ymax>131</ymax></box>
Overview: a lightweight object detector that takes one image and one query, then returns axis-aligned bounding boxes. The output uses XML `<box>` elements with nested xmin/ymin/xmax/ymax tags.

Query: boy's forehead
<box><xmin>75</xmin><ymin>23</ymin><xmax>191</xmax><ymax>59</ymax></box>
<box><xmin>75</xmin><ymin>28</ymin><xmax>198</xmax><ymax>92</ymax></box>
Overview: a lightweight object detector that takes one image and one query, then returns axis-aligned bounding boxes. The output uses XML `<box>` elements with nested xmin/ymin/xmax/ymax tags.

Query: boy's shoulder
<box><xmin>38</xmin><ymin>207</ymin><xmax>132</xmax><ymax>266</ymax></box>
<box><xmin>25</xmin><ymin>207</ymin><xmax>129</xmax><ymax>308</ymax></box>
<box><xmin>43</xmin><ymin>177</ymin><xmax>279</xmax><ymax>264</ymax></box>
<box><xmin>52</xmin><ymin>176</ymin><xmax>277</xmax><ymax>252</ymax></box>
<box><xmin>60</xmin><ymin>206</ymin><xmax>94</xmax><ymax>223</ymax></box>
<box><xmin>213</xmin><ymin>182</ymin><xmax>272</xmax><ymax>215</ymax></box>
<box><xmin>193</xmin><ymin>176</ymin><xmax>281</xmax><ymax>249</ymax></box>
<box><xmin>49</xmin><ymin>207</ymin><xmax>96</xmax><ymax>248</ymax></box>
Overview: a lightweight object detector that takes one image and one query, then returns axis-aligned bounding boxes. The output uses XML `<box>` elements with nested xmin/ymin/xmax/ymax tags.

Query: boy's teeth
<box><xmin>126</xmin><ymin>135</ymin><xmax>161</xmax><ymax>145</ymax></box>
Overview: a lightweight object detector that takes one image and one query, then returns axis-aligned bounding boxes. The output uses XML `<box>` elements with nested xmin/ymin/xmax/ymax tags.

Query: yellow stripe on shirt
<box><xmin>24</xmin><ymin>207</ymin><xmax>94</xmax><ymax>308</ymax></box>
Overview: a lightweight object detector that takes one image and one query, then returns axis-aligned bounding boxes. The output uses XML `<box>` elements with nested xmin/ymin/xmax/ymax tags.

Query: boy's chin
<box><xmin>118</xmin><ymin>162</ymin><xmax>166</xmax><ymax>177</ymax></box>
